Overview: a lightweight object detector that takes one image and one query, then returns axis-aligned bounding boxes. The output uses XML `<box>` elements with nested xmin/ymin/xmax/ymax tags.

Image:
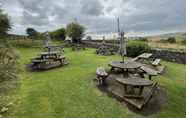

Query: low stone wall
<box><xmin>82</xmin><ymin>41</ymin><xmax>119</xmax><ymax>50</ymax></box>
<box><xmin>83</xmin><ymin>41</ymin><xmax>186</xmax><ymax>64</ymax></box>
<box><xmin>151</xmin><ymin>49</ymin><xmax>186</xmax><ymax>64</ymax></box>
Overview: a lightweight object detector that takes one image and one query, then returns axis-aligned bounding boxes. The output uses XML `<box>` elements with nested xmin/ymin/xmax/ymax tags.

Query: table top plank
<box><xmin>109</xmin><ymin>60</ymin><xmax>142</xmax><ymax>69</ymax></box>
<box><xmin>40</xmin><ymin>51</ymin><xmax>60</xmax><ymax>55</ymax></box>
<box><xmin>138</xmin><ymin>53</ymin><xmax>152</xmax><ymax>59</ymax></box>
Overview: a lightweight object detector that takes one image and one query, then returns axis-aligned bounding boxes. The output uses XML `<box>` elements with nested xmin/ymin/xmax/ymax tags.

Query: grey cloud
<box><xmin>0</xmin><ymin>0</ymin><xmax>186</xmax><ymax>35</ymax></box>
<box><xmin>80</xmin><ymin>0</ymin><xmax>104</xmax><ymax>16</ymax></box>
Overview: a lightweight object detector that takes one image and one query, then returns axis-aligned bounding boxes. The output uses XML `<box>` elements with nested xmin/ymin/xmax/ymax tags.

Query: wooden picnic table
<box><xmin>116</xmin><ymin>78</ymin><xmax>153</xmax><ymax>98</ymax></box>
<box><xmin>109</xmin><ymin>60</ymin><xmax>142</xmax><ymax>76</ymax></box>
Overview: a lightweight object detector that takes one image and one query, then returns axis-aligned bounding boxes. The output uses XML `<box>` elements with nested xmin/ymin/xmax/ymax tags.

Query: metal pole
<box><xmin>121</xmin><ymin>32</ymin><xmax>125</xmax><ymax>63</ymax></box>
<box><xmin>117</xmin><ymin>18</ymin><xmax>120</xmax><ymax>33</ymax></box>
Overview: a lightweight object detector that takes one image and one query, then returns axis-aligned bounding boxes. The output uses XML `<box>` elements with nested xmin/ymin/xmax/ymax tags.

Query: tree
<box><xmin>50</xmin><ymin>28</ymin><xmax>66</xmax><ymax>40</ymax></box>
<box><xmin>26</xmin><ymin>28</ymin><xmax>38</xmax><ymax>39</ymax></box>
<box><xmin>66</xmin><ymin>22</ymin><xmax>85</xmax><ymax>43</ymax></box>
<box><xmin>0</xmin><ymin>8</ymin><xmax>11</xmax><ymax>37</ymax></box>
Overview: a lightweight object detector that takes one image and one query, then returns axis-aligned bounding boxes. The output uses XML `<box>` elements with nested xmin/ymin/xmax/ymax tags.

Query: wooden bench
<box><xmin>95</xmin><ymin>67</ymin><xmax>108</xmax><ymax>85</ymax></box>
<box><xmin>132</xmin><ymin>53</ymin><xmax>153</xmax><ymax>62</ymax></box>
<box><xmin>140</xmin><ymin>66</ymin><xmax>158</xmax><ymax>80</ymax></box>
<box><xmin>152</xmin><ymin>59</ymin><xmax>161</xmax><ymax>66</ymax></box>
<box><xmin>32</xmin><ymin>59</ymin><xmax>47</xmax><ymax>63</ymax></box>
<box><xmin>124</xmin><ymin>82</ymin><xmax>158</xmax><ymax>110</ymax></box>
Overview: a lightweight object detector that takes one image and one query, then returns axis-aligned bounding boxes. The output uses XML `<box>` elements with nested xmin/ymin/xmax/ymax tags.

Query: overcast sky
<box><xmin>0</xmin><ymin>0</ymin><xmax>186</xmax><ymax>35</ymax></box>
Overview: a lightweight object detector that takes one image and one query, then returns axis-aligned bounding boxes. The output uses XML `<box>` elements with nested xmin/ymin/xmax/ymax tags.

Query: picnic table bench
<box><xmin>32</xmin><ymin>59</ymin><xmax>47</xmax><ymax>63</ymax></box>
<box><xmin>152</xmin><ymin>59</ymin><xmax>161</xmax><ymax>66</ymax></box>
<box><xmin>124</xmin><ymin>82</ymin><xmax>158</xmax><ymax>110</ymax></box>
<box><xmin>138</xmin><ymin>53</ymin><xmax>152</xmax><ymax>59</ymax></box>
<box><xmin>140</xmin><ymin>66</ymin><xmax>158</xmax><ymax>80</ymax></box>
<box><xmin>40</xmin><ymin>51</ymin><xmax>61</xmax><ymax>55</ymax></box>
<box><xmin>132</xmin><ymin>53</ymin><xmax>152</xmax><ymax>61</ymax></box>
<box><xmin>116</xmin><ymin>78</ymin><xmax>153</xmax><ymax>98</ymax></box>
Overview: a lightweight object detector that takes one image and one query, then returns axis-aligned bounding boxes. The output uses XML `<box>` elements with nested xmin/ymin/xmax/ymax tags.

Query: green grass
<box><xmin>8</xmin><ymin>47</ymin><xmax>186</xmax><ymax>118</ymax></box>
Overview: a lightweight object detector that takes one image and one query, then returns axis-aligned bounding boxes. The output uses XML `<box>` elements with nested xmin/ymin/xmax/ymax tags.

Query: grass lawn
<box><xmin>8</xmin><ymin>47</ymin><xmax>186</xmax><ymax>118</ymax></box>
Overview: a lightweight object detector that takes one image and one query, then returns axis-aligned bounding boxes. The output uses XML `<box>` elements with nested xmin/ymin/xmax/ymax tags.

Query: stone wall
<box><xmin>83</xmin><ymin>41</ymin><xmax>186</xmax><ymax>64</ymax></box>
<box><xmin>151</xmin><ymin>49</ymin><xmax>186</xmax><ymax>64</ymax></box>
<box><xmin>82</xmin><ymin>40</ymin><xmax>119</xmax><ymax>50</ymax></box>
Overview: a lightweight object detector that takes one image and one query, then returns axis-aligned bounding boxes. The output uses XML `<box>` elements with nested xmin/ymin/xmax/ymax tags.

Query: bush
<box><xmin>167</xmin><ymin>37</ymin><xmax>176</xmax><ymax>43</ymax></box>
<box><xmin>50</xmin><ymin>28</ymin><xmax>66</xmax><ymax>40</ymax></box>
<box><xmin>159</xmin><ymin>39</ymin><xmax>167</xmax><ymax>43</ymax></box>
<box><xmin>8</xmin><ymin>39</ymin><xmax>42</xmax><ymax>48</ymax></box>
<box><xmin>0</xmin><ymin>40</ymin><xmax>19</xmax><ymax>82</ymax></box>
<box><xmin>138</xmin><ymin>37</ymin><xmax>148</xmax><ymax>42</ymax></box>
<box><xmin>126</xmin><ymin>41</ymin><xmax>151</xmax><ymax>57</ymax></box>
<box><xmin>181</xmin><ymin>39</ymin><xmax>186</xmax><ymax>45</ymax></box>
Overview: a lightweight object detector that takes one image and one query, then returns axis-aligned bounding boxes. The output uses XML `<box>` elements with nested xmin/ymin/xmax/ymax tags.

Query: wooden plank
<box><xmin>116</xmin><ymin>78</ymin><xmax>153</xmax><ymax>86</ymax></box>
<box><xmin>123</xmin><ymin>97</ymin><xmax>144</xmax><ymax>109</ymax></box>
<box><xmin>138</xmin><ymin>53</ymin><xmax>152</xmax><ymax>59</ymax></box>
<box><xmin>140</xmin><ymin>66</ymin><xmax>158</xmax><ymax>76</ymax></box>
<box><xmin>152</xmin><ymin>59</ymin><xmax>161</xmax><ymax>66</ymax></box>
<box><xmin>32</xmin><ymin>59</ymin><xmax>46</xmax><ymax>63</ymax></box>
<box><xmin>40</xmin><ymin>51</ymin><xmax>60</xmax><ymax>55</ymax></box>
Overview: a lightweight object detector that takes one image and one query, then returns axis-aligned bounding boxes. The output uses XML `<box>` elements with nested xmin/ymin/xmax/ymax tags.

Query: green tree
<box><xmin>50</xmin><ymin>28</ymin><xmax>66</xmax><ymax>40</ymax></box>
<box><xmin>66</xmin><ymin>22</ymin><xmax>85</xmax><ymax>43</ymax></box>
<box><xmin>0</xmin><ymin>8</ymin><xmax>11</xmax><ymax>38</ymax></box>
<box><xmin>26</xmin><ymin>28</ymin><xmax>38</xmax><ymax>39</ymax></box>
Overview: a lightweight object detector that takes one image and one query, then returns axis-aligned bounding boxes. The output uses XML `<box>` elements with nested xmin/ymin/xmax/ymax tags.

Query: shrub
<box><xmin>138</xmin><ymin>37</ymin><xmax>148</xmax><ymax>42</ymax></box>
<box><xmin>126</xmin><ymin>41</ymin><xmax>151</xmax><ymax>57</ymax></box>
<box><xmin>181</xmin><ymin>39</ymin><xmax>186</xmax><ymax>45</ymax></box>
<box><xmin>50</xmin><ymin>28</ymin><xmax>66</xmax><ymax>40</ymax></box>
<box><xmin>159</xmin><ymin>39</ymin><xmax>167</xmax><ymax>43</ymax></box>
<box><xmin>167</xmin><ymin>37</ymin><xmax>176</xmax><ymax>43</ymax></box>
<box><xmin>8</xmin><ymin>39</ymin><xmax>42</xmax><ymax>48</ymax></box>
<box><xmin>0</xmin><ymin>40</ymin><xmax>19</xmax><ymax>82</ymax></box>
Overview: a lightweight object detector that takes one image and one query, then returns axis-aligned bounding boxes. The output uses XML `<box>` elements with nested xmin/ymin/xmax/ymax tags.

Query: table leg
<box><xmin>149</xmin><ymin>75</ymin><xmax>152</xmax><ymax>80</ymax></box>
<box><xmin>111</xmin><ymin>67</ymin><xmax>114</xmax><ymax>71</ymax></box>
<box><xmin>139</xmin><ymin>86</ymin><xmax>144</xmax><ymax>95</ymax></box>
<box><xmin>124</xmin><ymin>85</ymin><xmax>128</xmax><ymax>95</ymax></box>
<box><xmin>123</xmin><ymin>69</ymin><xmax>129</xmax><ymax>77</ymax></box>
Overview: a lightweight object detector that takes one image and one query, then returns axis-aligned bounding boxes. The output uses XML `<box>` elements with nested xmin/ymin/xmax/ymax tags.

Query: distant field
<box><xmin>148</xmin><ymin>41</ymin><xmax>186</xmax><ymax>51</ymax></box>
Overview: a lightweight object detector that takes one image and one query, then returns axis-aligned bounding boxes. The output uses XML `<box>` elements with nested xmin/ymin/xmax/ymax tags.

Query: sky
<box><xmin>0</xmin><ymin>0</ymin><xmax>186</xmax><ymax>35</ymax></box>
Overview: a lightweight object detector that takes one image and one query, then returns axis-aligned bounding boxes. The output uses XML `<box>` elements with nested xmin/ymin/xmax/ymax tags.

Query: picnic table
<box><xmin>109</xmin><ymin>60</ymin><xmax>142</xmax><ymax>76</ymax></box>
<box><xmin>116</xmin><ymin>78</ymin><xmax>153</xmax><ymax>98</ymax></box>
